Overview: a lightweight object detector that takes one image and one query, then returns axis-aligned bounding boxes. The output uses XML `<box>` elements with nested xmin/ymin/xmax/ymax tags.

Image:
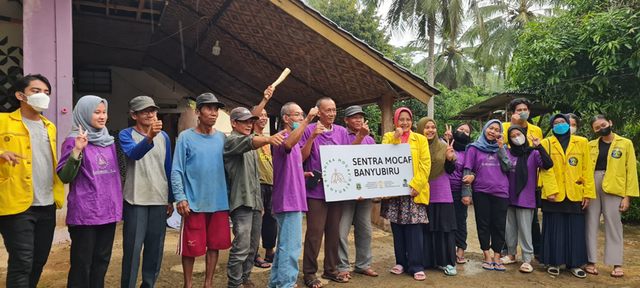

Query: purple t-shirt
<box><xmin>429</xmin><ymin>173</ymin><xmax>453</xmax><ymax>203</ymax></box>
<box><xmin>58</xmin><ymin>138</ymin><xmax>123</xmax><ymax>225</ymax></box>
<box><xmin>507</xmin><ymin>149</ymin><xmax>543</xmax><ymax>209</ymax></box>
<box><xmin>273</xmin><ymin>132</ymin><xmax>308</xmax><ymax>213</ymax></box>
<box><xmin>346</xmin><ymin>131</ymin><xmax>376</xmax><ymax>145</ymax></box>
<box><xmin>449</xmin><ymin>150</ymin><xmax>466</xmax><ymax>192</ymax></box>
<box><xmin>299</xmin><ymin>123</ymin><xmax>350</xmax><ymax>199</ymax></box>
<box><xmin>463</xmin><ymin>146</ymin><xmax>509</xmax><ymax>198</ymax></box>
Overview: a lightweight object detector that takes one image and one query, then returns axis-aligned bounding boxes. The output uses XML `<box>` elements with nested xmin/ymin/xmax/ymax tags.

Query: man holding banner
<box><xmin>300</xmin><ymin>97</ymin><xmax>369</xmax><ymax>286</ymax></box>
<box><xmin>337</xmin><ymin>106</ymin><xmax>378</xmax><ymax>279</ymax></box>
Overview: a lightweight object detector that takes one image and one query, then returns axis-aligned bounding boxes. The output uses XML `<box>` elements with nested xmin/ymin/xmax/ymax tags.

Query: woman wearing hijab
<box><xmin>417</xmin><ymin>117</ymin><xmax>457</xmax><ymax>276</ymax></box>
<box><xmin>462</xmin><ymin>119</ymin><xmax>512</xmax><ymax>271</ymax></box>
<box><xmin>539</xmin><ymin>113</ymin><xmax>595</xmax><ymax>278</ymax></box>
<box><xmin>57</xmin><ymin>95</ymin><xmax>122</xmax><ymax>288</ymax></box>
<box><xmin>584</xmin><ymin>115</ymin><xmax>638</xmax><ymax>277</ymax></box>
<box><xmin>443</xmin><ymin>123</ymin><xmax>473</xmax><ymax>264</ymax></box>
<box><xmin>500</xmin><ymin>125</ymin><xmax>554</xmax><ymax>273</ymax></box>
<box><xmin>567</xmin><ymin>113</ymin><xmax>580</xmax><ymax>135</ymax></box>
<box><xmin>380</xmin><ymin>107</ymin><xmax>431</xmax><ymax>281</ymax></box>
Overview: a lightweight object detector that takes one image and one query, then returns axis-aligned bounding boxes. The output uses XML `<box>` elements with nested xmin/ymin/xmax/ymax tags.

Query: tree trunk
<box><xmin>427</xmin><ymin>16</ymin><xmax>436</xmax><ymax>118</ymax></box>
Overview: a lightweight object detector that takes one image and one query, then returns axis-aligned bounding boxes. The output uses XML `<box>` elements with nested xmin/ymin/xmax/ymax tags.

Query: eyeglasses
<box><xmin>287</xmin><ymin>113</ymin><xmax>306</xmax><ymax>118</ymax></box>
<box><xmin>138</xmin><ymin>109</ymin><xmax>158</xmax><ymax>115</ymax></box>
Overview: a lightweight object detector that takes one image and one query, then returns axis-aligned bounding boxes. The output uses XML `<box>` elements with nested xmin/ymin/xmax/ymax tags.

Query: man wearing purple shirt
<box><xmin>268</xmin><ymin>102</ymin><xmax>318</xmax><ymax>288</ymax></box>
<box><xmin>337</xmin><ymin>106</ymin><xmax>378</xmax><ymax>279</ymax></box>
<box><xmin>300</xmin><ymin>98</ymin><xmax>369</xmax><ymax>286</ymax></box>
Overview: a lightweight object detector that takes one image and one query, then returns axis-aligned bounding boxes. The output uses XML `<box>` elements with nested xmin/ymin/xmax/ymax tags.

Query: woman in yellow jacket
<box><xmin>584</xmin><ymin>115</ymin><xmax>638</xmax><ymax>277</ymax></box>
<box><xmin>540</xmin><ymin>113</ymin><xmax>596</xmax><ymax>278</ymax></box>
<box><xmin>380</xmin><ymin>107</ymin><xmax>431</xmax><ymax>281</ymax></box>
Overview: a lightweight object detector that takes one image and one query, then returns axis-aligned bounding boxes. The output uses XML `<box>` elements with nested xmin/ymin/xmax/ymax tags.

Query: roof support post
<box><xmin>377</xmin><ymin>93</ymin><xmax>394</xmax><ymax>134</ymax></box>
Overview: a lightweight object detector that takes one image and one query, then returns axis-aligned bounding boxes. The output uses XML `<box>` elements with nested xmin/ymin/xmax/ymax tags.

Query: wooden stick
<box><xmin>270</xmin><ymin>68</ymin><xmax>291</xmax><ymax>88</ymax></box>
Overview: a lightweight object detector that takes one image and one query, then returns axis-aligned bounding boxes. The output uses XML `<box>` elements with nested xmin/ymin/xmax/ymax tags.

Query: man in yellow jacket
<box><xmin>0</xmin><ymin>74</ymin><xmax>64</xmax><ymax>288</ymax></box>
<box><xmin>501</xmin><ymin>98</ymin><xmax>544</xmax><ymax>257</ymax></box>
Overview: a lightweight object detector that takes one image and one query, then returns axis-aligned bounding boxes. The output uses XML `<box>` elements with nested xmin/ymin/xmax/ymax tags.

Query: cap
<box><xmin>230</xmin><ymin>107</ymin><xmax>259</xmax><ymax>121</ymax></box>
<box><xmin>344</xmin><ymin>105</ymin><xmax>366</xmax><ymax>117</ymax></box>
<box><xmin>196</xmin><ymin>92</ymin><xmax>226</xmax><ymax>109</ymax></box>
<box><xmin>129</xmin><ymin>96</ymin><xmax>159</xmax><ymax>112</ymax></box>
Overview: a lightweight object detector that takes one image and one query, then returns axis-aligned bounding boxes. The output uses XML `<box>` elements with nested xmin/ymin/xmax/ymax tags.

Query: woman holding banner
<box><xmin>380</xmin><ymin>107</ymin><xmax>431</xmax><ymax>281</ymax></box>
<box><xmin>417</xmin><ymin>117</ymin><xmax>457</xmax><ymax>276</ymax></box>
<box><xmin>462</xmin><ymin>120</ymin><xmax>512</xmax><ymax>271</ymax></box>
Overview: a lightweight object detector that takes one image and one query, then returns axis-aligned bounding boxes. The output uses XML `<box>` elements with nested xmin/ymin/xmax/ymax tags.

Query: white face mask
<box><xmin>23</xmin><ymin>92</ymin><xmax>50</xmax><ymax>112</ymax></box>
<box><xmin>570</xmin><ymin>126</ymin><xmax>577</xmax><ymax>135</ymax></box>
<box><xmin>511</xmin><ymin>135</ymin><xmax>526</xmax><ymax>146</ymax></box>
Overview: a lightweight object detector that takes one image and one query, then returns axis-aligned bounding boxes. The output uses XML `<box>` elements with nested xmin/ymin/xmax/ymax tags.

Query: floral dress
<box><xmin>381</xmin><ymin>195</ymin><xmax>429</xmax><ymax>225</ymax></box>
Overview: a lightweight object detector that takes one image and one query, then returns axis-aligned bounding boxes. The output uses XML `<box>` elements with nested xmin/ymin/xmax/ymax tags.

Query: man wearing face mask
<box><xmin>0</xmin><ymin>74</ymin><xmax>65</xmax><ymax>288</ymax></box>
<box><xmin>501</xmin><ymin>98</ymin><xmax>544</xmax><ymax>259</ymax></box>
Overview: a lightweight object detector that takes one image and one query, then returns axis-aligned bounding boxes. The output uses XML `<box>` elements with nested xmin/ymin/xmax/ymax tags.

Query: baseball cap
<box><xmin>196</xmin><ymin>92</ymin><xmax>226</xmax><ymax>109</ymax></box>
<box><xmin>230</xmin><ymin>107</ymin><xmax>259</xmax><ymax>121</ymax></box>
<box><xmin>344</xmin><ymin>105</ymin><xmax>366</xmax><ymax>117</ymax></box>
<box><xmin>129</xmin><ymin>96</ymin><xmax>159</xmax><ymax>112</ymax></box>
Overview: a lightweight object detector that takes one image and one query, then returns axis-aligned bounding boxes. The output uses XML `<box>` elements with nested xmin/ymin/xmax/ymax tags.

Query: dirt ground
<box><xmin>2</xmin><ymin>207</ymin><xmax>640</xmax><ymax>288</ymax></box>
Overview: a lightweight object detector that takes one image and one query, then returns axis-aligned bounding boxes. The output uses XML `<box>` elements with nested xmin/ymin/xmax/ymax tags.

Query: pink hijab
<box><xmin>394</xmin><ymin>107</ymin><xmax>413</xmax><ymax>143</ymax></box>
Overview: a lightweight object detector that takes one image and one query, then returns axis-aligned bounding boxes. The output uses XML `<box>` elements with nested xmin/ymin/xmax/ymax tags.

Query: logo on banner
<box><xmin>323</xmin><ymin>158</ymin><xmax>352</xmax><ymax>194</ymax></box>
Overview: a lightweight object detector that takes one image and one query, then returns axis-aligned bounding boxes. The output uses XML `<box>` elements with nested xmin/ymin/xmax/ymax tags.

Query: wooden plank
<box><xmin>106</xmin><ymin>0</ymin><xmax>109</xmax><ymax>16</ymax></box>
<box><xmin>73</xmin><ymin>1</ymin><xmax>160</xmax><ymax>14</ymax></box>
<box><xmin>136</xmin><ymin>0</ymin><xmax>146</xmax><ymax>20</ymax></box>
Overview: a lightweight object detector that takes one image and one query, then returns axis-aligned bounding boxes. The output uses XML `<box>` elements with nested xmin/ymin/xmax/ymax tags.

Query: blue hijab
<box><xmin>469</xmin><ymin>119</ymin><xmax>502</xmax><ymax>153</ymax></box>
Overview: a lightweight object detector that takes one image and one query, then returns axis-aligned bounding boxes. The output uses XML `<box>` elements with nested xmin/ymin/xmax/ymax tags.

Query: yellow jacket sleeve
<box><xmin>539</xmin><ymin>167</ymin><xmax>559</xmax><ymax>199</ymax></box>
<box><xmin>581</xmin><ymin>139</ymin><xmax>597</xmax><ymax>199</ymax></box>
<box><xmin>626</xmin><ymin>143</ymin><xmax>639</xmax><ymax>198</ymax></box>
<box><xmin>411</xmin><ymin>134</ymin><xmax>431</xmax><ymax>205</ymax></box>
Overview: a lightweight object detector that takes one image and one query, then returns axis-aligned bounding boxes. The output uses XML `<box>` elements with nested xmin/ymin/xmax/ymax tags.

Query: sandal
<box><xmin>500</xmin><ymin>256</ymin><xmax>517</xmax><ymax>265</ymax></box>
<box><xmin>304</xmin><ymin>279</ymin><xmax>323</xmax><ymax>288</ymax></box>
<box><xmin>547</xmin><ymin>266</ymin><xmax>560</xmax><ymax>276</ymax></box>
<box><xmin>482</xmin><ymin>261</ymin><xmax>494</xmax><ymax>270</ymax></box>
<box><xmin>413</xmin><ymin>271</ymin><xmax>426</xmax><ymax>281</ymax></box>
<box><xmin>390</xmin><ymin>264</ymin><xmax>404</xmax><ymax>275</ymax></box>
<box><xmin>443</xmin><ymin>265</ymin><xmax>457</xmax><ymax>276</ymax></box>
<box><xmin>321</xmin><ymin>274</ymin><xmax>348</xmax><ymax>283</ymax></box>
<box><xmin>253</xmin><ymin>254</ymin><xmax>271</xmax><ymax>268</ymax></box>
<box><xmin>338</xmin><ymin>271</ymin><xmax>351</xmax><ymax>279</ymax></box>
<box><xmin>585</xmin><ymin>265</ymin><xmax>598</xmax><ymax>275</ymax></box>
<box><xmin>354</xmin><ymin>268</ymin><xmax>378</xmax><ymax>277</ymax></box>
<box><xmin>611</xmin><ymin>267</ymin><xmax>624</xmax><ymax>278</ymax></box>
<box><xmin>264</xmin><ymin>253</ymin><xmax>275</xmax><ymax>263</ymax></box>
<box><xmin>494</xmin><ymin>263</ymin><xmax>506</xmax><ymax>271</ymax></box>
<box><xmin>570</xmin><ymin>268</ymin><xmax>586</xmax><ymax>279</ymax></box>
<box><xmin>519</xmin><ymin>263</ymin><xmax>533</xmax><ymax>273</ymax></box>
<box><xmin>456</xmin><ymin>256</ymin><xmax>467</xmax><ymax>264</ymax></box>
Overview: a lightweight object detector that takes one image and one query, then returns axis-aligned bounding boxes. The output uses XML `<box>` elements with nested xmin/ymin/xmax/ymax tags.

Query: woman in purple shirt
<box><xmin>462</xmin><ymin>119</ymin><xmax>512</xmax><ymax>271</ymax></box>
<box><xmin>443</xmin><ymin>123</ymin><xmax>473</xmax><ymax>264</ymax></box>
<box><xmin>57</xmin><ymin>95</ymin><xmax>122</xmax><ymax>288</ymax></box>
<box><xmin>501</xmin><ymin>125</ymin><xmax>553</xmax><ymax>273</ymax></box>
<box><xmin>417</xmin><ymin>117</ymin><xmax>457</xmax><ymax>276</ymax></box>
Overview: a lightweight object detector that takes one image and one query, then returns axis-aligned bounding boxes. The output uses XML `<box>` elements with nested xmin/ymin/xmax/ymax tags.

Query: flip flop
<box><xmin>494</xmin><ymin>263</ymin><xmax>506</xmax><ymax>271</ymax></box>
<box><xmin>585</xmin><ymin>266</ymin><xmax>598</xmax><ymax>275</ymax></box>
<box><xmin>611</xmin><ymin>268</ymin><xmax>624</xmax><ymax>278</ymax></box>
<box><xmin>482</xmin><ymin>261</ymin><xmax>494</xmax><ymax>270</ymax></box>
<box><xmin>456</xmin><ymin>256</ymin><xmax>467</xmax><ymax>264</ymax></box>
<box><xmin>305</xmin><ymin>279</ymin><xmax>323</xmax><ymax>288</ymax></box>
<box><xmin>354</xmin><ymin>269</ymin><xmax>378</xmax><ymax>277</ymax></box>
<box><xmin>390</xmin><ymin>264</ymin><xmax>404</xmax><ymax>275</ymax></box>
<box><xmin>321</xmin><ymin>274</ymin><xmax>348</xmax><ymax>283</ymax></box>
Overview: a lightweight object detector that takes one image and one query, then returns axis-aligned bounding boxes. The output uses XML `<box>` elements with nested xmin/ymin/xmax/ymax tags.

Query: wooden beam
<box><xmin>106</xmin><ymin>0</ymin><xmax>109</xmax><ymax>16</ymax></box>
<box><xmin>377</xmin><ymin>94</ymin><xmax>394</xmax><ymax>134</ymax></box>
<box><xmin>136</xmin><ymin>0</ymin><xmax>146</xmax><ymax>20</ymax></box>
<box><xmin>73</xmin><ymin>1</ymin><xmax>161</xmax><ymax>14</ymax></box>
<box><xmin>270</xmin><ymin>0</ymin><xmax>437</xmax><ymax>105</ymax></box>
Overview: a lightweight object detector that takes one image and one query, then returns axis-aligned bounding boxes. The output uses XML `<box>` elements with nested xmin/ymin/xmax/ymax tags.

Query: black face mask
<box><xmin>453</xmin><ymin>130</ymin><xmax>471</xmax><ymax>144</ymax></box>
<box><xmin>596</xmin><ymin>126</ymin><xmax>612</xmax><ymax>137</ymax></box>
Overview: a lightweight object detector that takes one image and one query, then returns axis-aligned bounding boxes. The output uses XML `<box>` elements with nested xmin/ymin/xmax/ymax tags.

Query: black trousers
<box><xmin>0</xmin><ymin>205</ymin><xmax>56</xmax><ymax>288</ymax></box>
<box><xmin>531</xmin><ymin>188</ymin><xmax>542</xmax><ymax>255</ymax></box>
<box><xmin>451</xmin><ymin>191</ymin><xmax>468</xmax><ymax>251</ymax></box>
<box><xmin>472</xmin><ymin>192</ymin><xmax>509</xmax><ymax>253</ymax></box>
<box><xmin>67</xmin><ymin>223</ymin><xmax>116</xmax><ymax>288</ymax></box>
<box><xmin>260</xmin><ymin>184</ymin><xmax>277</xmax><ymax>250</ymax></box>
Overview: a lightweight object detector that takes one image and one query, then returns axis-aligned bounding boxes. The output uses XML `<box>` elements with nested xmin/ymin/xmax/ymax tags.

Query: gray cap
<box><xmin>344</xmin><ymin>105</ymin><xmax>366</xmax><ymax>117</ymax></box>
<box><xmin>129</xmin><ymin>96</ymin><xmax>159</xmax><ymax>112</ymax></box>
<box><xmin>196</xmin><ymin>92</ymin><xmax>225</xmax><ymax>109</ymax></box>
<box><xmin>230</xmin><ymin>107</ymin><xmax>259</xmax><ymax>121</ymax></box>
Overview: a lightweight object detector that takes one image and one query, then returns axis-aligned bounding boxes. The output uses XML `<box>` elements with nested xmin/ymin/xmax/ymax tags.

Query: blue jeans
<box><xmin>268</xmin><ymin>212</ymin><xmax>303</xmax><ymax>288</ymax></box>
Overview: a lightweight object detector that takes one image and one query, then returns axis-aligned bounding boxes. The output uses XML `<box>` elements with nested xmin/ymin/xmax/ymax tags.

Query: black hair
<box><xmin>508</xmin><ymin>98</ymin><xmax>531</xmax><ymax>113</ymax></box>
<box><xmin>590</xmin><ymin>114</ymin><xmax>610</xmax><ymax>127</ymax></box>
<box><xmin>566</xmin><ymin>113</ymin><xmax>580</xmax><ymax>125</ymax></box>
<box><xmin>10</xmin><ymin>74</ymin><xmax>52</xmax><ymax>96</ymax></box>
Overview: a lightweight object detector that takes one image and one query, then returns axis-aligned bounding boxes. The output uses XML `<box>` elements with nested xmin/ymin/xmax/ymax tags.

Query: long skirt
<box><xmin>540</xmin><ymin>212</ymin><xmax>588</xmax><ymax>268</ymax></box>
<box><xmin>423</xmin><ymin>202</ymin><xmax>457</xmax><ymax>268</ymax></box>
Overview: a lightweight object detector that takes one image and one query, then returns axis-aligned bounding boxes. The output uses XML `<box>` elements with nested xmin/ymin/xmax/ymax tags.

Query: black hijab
<box><xmin>550</xmin><ymin>113</ymin><xmax>571</xmax><ymax>152</ymax></box>
<box><xmin>507</xmin><ymin>125</ymin><xmax>536</xmax><ymax>197</ymax></box>
<box><xmin>452</xmin><ymin>123</ymin><xmax>472</xmax><ymax>152</ymax></box>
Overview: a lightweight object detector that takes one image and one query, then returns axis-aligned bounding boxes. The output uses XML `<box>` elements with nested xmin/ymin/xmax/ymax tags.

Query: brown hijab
<box><xmin>417</xmin><ymin>117</ymin><xmax>447</xmax><ymax>181</ymax></box>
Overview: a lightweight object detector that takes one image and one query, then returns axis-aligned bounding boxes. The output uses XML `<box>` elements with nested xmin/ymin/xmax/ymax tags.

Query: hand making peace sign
<box><xmin>445</xmin><ymin>139</ymin><xmax>455</xmax><ymax>161</ymax></box>
<box><xmin>443</xmin><ymin>124</ymin><xmax>453</xmax><ymax>141</ymax></box>
<box><xmin>74</xmin><ymin>125</ymin><xmax>89</xmax><ymax>151</ymax></box>
<box><xmin>527</xmin><ymin>132</ymin><xmax>541</xmax><ymax>147</ymax></box>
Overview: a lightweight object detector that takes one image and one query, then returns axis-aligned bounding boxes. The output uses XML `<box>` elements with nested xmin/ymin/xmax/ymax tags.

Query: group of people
<box><xmin>0</xmin><ymin>74</ymin><xmax>637</xmax><ymax>288</ymax></box>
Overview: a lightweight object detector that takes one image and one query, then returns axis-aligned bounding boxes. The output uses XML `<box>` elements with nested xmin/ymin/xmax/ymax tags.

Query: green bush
<box><xmin>621</xmin><ymin>162</ymin><xmax>640</xmax><ymax>223</ymax></box>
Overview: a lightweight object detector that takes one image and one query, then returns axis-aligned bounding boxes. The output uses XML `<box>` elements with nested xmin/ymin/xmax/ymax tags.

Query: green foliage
<box><xmin>622</xmin><ymin>162</ymin><xmax>640</xmax><ymax>223</ymax></box>
<box><xmin>508</xmin><ymin>0</ymin><xmax>640</xmax><ymax>148</ymax></box>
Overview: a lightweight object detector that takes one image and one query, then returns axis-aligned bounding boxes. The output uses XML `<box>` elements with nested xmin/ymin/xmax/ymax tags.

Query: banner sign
<box><xmin>319</xmin><ymin>144</ymin><xmax>413</xmax><ymax>202</ymax></box>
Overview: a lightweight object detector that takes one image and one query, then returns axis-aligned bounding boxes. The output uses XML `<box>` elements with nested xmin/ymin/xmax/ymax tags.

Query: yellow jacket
<box><xmin>540</xmin><ymin>135</ymin><xmax>596</xmax><ymax>201</ymax></box>
<box><xmin>0</xmin><ymin>109</ymin><xmax>64</xmax><ymax>216</ymax></box>
<box><xmin>588</xmin><ymin>134</ymin><xmax>639</xmax><ymax>198</ymax></box>
<box><xmin>382</xmin><ymin>131</ymin><xmax>431</xmax><ymax>205</ymax></box>
<box><xmin>502</xmin><ymin>122</ymin><xmax>544</xmax><ymax>148</ymax></box>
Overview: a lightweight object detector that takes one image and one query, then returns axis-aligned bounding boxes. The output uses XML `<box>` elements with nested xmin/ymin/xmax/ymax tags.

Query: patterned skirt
<box><xmin>380</xmin><ymin>195</ymin><xmax>429</xmax><ymax>225</ymax></box>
